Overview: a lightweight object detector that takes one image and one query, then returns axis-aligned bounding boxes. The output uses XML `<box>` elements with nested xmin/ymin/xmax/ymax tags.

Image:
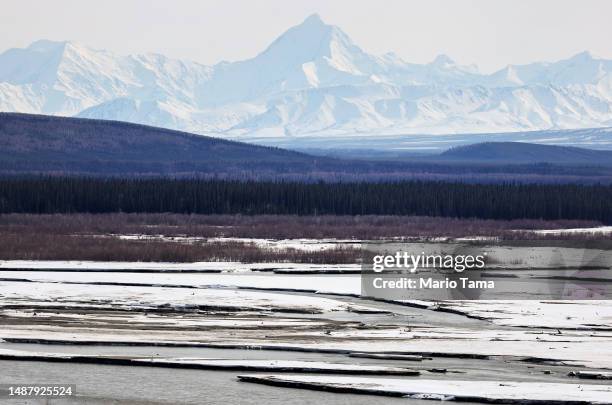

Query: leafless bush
<box><xmin>0</xmin><ymin>233</ymin><xmax>360</xmax><ymax>263</ymax></box>
<box><xmin>0</xmin><ymin>214</ymin><xmax>603</xmax><ymax>262</ymax></box>
<box><xmin>0</xmin><ymin>213</ymin><xmax>600</xmax><ymax>240</ymax></box>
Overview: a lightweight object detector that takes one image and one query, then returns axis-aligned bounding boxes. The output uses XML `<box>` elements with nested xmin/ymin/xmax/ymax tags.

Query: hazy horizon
<box><xmin>2</xmin><ymin>0</ymin><xmax>612</xmax><ymax>73</ymax></box>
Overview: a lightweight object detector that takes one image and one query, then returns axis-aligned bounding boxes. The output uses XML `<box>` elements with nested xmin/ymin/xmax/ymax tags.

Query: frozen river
<box><xmin>1</xmin><ymin>259</ymin><xmax>611</xmax><ymax>404</ymax></box>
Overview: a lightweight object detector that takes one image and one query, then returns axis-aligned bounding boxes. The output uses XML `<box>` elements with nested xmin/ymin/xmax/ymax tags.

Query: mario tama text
<box><xmin>373</xmin><ymin>276</ymin><xmax>493</xmax><ymax>290</ymax></box>
<box><xmin>360</xmin><ymin>241</ymin><xmax>612</xmax><ymax>300</ymax></box>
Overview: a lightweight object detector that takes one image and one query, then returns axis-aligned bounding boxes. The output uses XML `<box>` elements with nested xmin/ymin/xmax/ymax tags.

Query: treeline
<box><xmin>1</xmin><ymin>177</ymin><xmax>611</xmax><ymax>223</ymax></box>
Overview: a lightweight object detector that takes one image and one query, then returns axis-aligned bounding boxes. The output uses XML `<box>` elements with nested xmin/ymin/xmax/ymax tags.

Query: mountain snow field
<box><xmin>1</xmin><ymin>14</ymin><xmax>612</xmax><ymax>148</ymax></box>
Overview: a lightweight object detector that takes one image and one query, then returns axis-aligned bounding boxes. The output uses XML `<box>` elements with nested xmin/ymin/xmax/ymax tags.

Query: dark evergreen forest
<box><xmin>1</xmin><ymin>177</ymin><xmax>610</xmax><ymax>223</ymax></box>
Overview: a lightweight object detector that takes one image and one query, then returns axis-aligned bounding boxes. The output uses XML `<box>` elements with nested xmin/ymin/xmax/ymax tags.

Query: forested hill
<box><xmin>440</xmin><ymin>142</ymin><xmax>612</xmax><ymax>164</ymax></box>
<box><xmin>0</xmin><ymin>113</ymin><xmax>324</xmax><ymax>176</ymax></box>
<box><xmin>2</xmin><ymin>113</ymin><xmax>612</xmax><ymax>183</ymax></box>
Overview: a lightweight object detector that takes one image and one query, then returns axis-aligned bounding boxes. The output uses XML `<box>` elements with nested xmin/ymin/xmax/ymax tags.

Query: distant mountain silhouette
<box><xmin>439</xmin><ymin>142</ymin><xmax>612</xmax><ymax>165</ymax></box>
<box><xmin>2</xmin><ymin>113</ymin><xmax>612</xmax><ymax>182</ymax></box>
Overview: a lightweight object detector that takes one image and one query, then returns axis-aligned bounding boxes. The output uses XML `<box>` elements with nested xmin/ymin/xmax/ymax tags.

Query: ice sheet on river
<box><xmin>238</xmin><ymin>374</ymin><xmax>612</xmax><ymax>404</ymax></box>
<box><xmin>2</xmin><ymin>269</ymin><xmax>611</xmax><ymax>329</ymax></box>
<box><xmin>0</xmin><ymin>348</ymin><xmax>418</xmax><ymax>375</ymax></box>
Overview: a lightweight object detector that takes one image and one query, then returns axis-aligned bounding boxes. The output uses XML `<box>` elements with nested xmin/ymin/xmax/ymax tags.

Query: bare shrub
<box><xmin>0</xmin><ymin>213</ymin><xmax>600</xmax><ymax>240</ymax></box>
<box><xmin>0</xmin><ymin>233</ymin><xmax>360</xmax><ymax>263</ymax></box>
<box><xmin>0</xmin><ymin>214</ymin><xmax>603</xmax><ymax>263</ymax></box>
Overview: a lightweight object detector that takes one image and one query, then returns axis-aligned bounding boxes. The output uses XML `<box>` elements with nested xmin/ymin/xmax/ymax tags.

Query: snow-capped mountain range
<box><xmin>1</xmin><ymin>14</ymin><xmax>611</xmax><ymax>148</ymax></box>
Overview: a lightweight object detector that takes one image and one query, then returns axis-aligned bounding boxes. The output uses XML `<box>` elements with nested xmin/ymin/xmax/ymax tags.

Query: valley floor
<box><xmin>0</xmin><ymin>215</ymin><xmax>612</xmax><ymax>404</ymax></box>
<box><xmin>1</xmin><ymin>229</ymin><xmax>612</xmax><ymax>404</ymax></box>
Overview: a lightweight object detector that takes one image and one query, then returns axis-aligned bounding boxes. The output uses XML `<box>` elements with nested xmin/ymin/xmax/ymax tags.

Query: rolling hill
<box><xmin>440</xmin><ymin>142</ymin><xmax>612</xmax><ymax>164</ymax></box>
<box><xmin>0</xmin><ymin>113</ymin><xmax>322</xmax><ymax>175</ymax></box>
<box><xmin>2</xmin><ymin>113</ymin><xmax>612</xmax><ymax>183</ymax></box>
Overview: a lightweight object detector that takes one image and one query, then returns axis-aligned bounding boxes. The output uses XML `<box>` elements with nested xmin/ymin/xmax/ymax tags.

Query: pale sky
<box><xmin>1</xmin><ymin>0</ymin><xmax>611</xmax><ymax>73</ymax></box>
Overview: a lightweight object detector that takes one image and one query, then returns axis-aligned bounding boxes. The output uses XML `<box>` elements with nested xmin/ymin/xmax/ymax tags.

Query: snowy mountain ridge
<box><xmin>1</xmin><ymin>14</ymin><xmax>611</xmax><ymax>146</ymax></box>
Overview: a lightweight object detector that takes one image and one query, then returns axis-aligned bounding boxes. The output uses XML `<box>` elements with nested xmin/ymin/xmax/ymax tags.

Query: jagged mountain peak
<box><xmin>1</xmin><ymin>17</ymin><xmax>612</xmax><ymax>142</ymax></box>
<box><xmin>430</xmin><ymin>54</ymin><xmax>455</xmax><ymax>67</ymax></box>
<box><xmin>26</xmin><ymin>39</ymin><xmax>68</xmax><ymax>52</ymax></box>
<box><xmin>428</xmin><ymin>54</ymin><xmax>481</xmax><ymax>76</ymax></box>
<box><xmin>0</xmin><ymin>40</ymin><xmax>116</xmax><ymax>86</ymax></box>
<box><xmin>0</xmin><ymin>40</ymin><xmax>71</xmax><ymax>85</ymax></box>
<box><xmin>254</xmin><ymin>12</ymin><xmax>366</xmax><ymax>68</ymax></box>
<box><xmin>23</xmin><ymin>40</ymin><xmax>100</xmax><ymax>61</ymax></box>
<box><xmin>197</xmin><ymin>14</ymin><xmax>378</xmax><ymax>105</ymax></box>
<box><xmin>300</xmin><ymin>13</ymin><xmax>325</xmax><ymax>26</ymax></box>
<box><xmin>569</xmin><ymin>50</ymin><xmax>596</xmax><ymax>61</ymax></box>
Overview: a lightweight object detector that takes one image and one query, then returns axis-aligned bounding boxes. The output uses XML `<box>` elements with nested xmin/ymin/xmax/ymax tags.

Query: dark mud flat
<box><xmin>1</xmin><ymin>360</ymin><xmax>440</xmax><ymax>405</ymax></box>
<box><xmin>0</xmin><ymin>351</ymin><xmax>420</xmax><ymax>376</ymax></box>
<box><xmin>348</xmin><ymin>353</ymin><xmax>427</xmax><ymax>361</ymax></box>
<box><xmin>0</xmin><ymin>268</ymin><xmax>225</xmax><ymax>273</ymax></box>
<box><xmin>4</xmin><ymin>341</ymin><xmax>597</xmax><ymax>386</ymax></box>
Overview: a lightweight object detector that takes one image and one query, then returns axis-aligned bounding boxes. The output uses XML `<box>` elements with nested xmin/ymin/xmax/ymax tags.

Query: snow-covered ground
<box><xmin>1</xmin><ymin>272</ymin><xmax>611</xmax><ymax>369</ymax></box>
<box><xmin>0</xmin><ymin>267</ymin><xmax>361</xmax><ymax>293</ymax></box>
<box><xmin>0</xmin><ymin>281</ymin><xmax>372</xmax><ymax>314</ymax></box>
<box><xmin>110</xmin><ymin>235</ymin><xmax>361</xmax><ymax>252</ymax></box>
<box><xmin>0</xmin><ymin>260</ymin><xmax>360</xmax><ymax>273</ymax></box>
<box><xmin>531</xmin><ymin>226</ymin><xmax>612</xmax><ymax>236</ymax></box>
<box><xmin>1</xmin><ymin>267</ymin><xmax>611</xmax><ymax>329</ymax></box>
<box><xmin>436</xmin><ymin>300</ymin><xmax>612</xmax><ymax>329</ymax></box>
